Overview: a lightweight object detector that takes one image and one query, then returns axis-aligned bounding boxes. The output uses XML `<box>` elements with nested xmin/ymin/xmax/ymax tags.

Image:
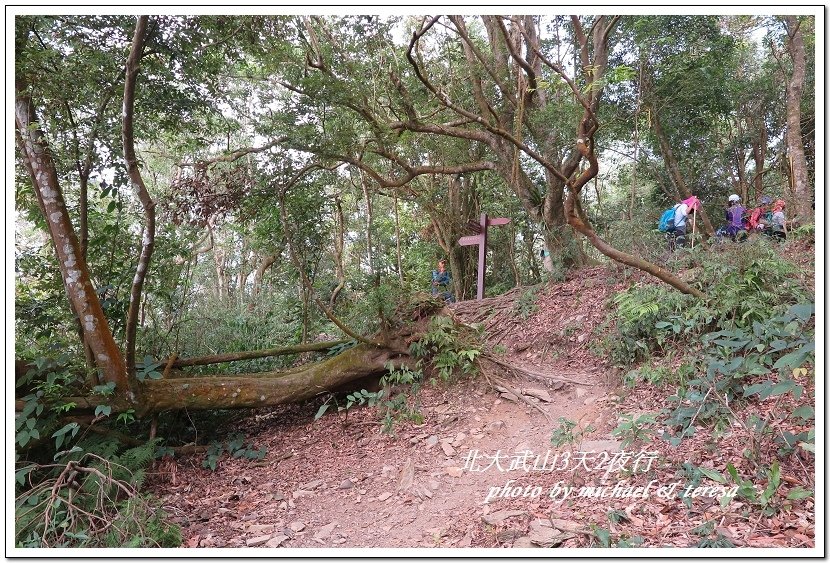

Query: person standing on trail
<box><xmin>431</xmin><ymin>259</ymin><xmax>454</xmax><ymax>303</ymax></box>
<box><xmin>671</xmin><ymin>195</ymin><xmax>700</xmax><ymax>248</ymax></box>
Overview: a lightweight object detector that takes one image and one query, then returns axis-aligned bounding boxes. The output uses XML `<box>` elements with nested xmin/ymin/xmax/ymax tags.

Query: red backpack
<box><xmin>745</xmin><ymin>207</ymin><xmax>763</xmax><ymax>230</ymax></box>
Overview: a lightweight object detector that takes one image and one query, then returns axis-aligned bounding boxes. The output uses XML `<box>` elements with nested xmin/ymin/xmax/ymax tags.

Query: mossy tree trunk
<box><xmin>137</xmin><ymin>342</ymin><xmax>402</xmax><ymax>414</ymax></box>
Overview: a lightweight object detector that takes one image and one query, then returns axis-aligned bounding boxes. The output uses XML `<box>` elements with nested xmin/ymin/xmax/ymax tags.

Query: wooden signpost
<box><xmin>458</xmin><ymin>212</ymin><xmax>511</xmax><ymax>301</ymax></box>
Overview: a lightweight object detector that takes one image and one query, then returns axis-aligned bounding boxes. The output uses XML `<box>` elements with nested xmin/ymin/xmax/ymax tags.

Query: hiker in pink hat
<box><xmin>671</xmin><ymin>196</ymin><xmax>700</xmax><ymax>248</ymax></box>
<box><xmin>771</xmin><ymin>199</ymin><xmax>787</xmax><ymax>241</ymax></box>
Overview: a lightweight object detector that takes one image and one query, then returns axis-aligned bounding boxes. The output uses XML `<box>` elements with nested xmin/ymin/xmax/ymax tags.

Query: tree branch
<box><xmin>171</xmin><ymin>340</ymin><xmax>351</xmax><ymax>368</ymax></box>
<box><xmin>278</xmin><ymin>174</ymin><xmax>385</xmax><ymax>347</ymax></box>
<box><xmin>495</xmin><ymin>16</ymin><xmax>538</xmax><ymax>95</ymax></box>
<box><xmin>123</xmin><ymin>16</ymin><xmax>154</xmax><ymax>378</ymax></box>
<box><xmin>448</xmin><ymin>16</ymin><xmax>515</xmax><ymax>119</ymax></box>
<box><xmin>406</xmin><ymin>16</ymin><xmax>572</xmax><ymax>185</ymax></box>
<box><xmin>177</xmin><ymin>138</ymin><xmax>286</xmax><ymax>168</ymax></box>
<box><xmin>331</xmin><ymin>151</ymin><xmax>496</xmax><ymax>190</ymax></box>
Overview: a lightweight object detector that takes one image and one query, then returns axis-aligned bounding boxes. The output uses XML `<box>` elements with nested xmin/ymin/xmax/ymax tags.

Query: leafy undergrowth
<box><xmin>584</xmin><ymin>364</ymin><xmax>815</xmax><ymax>548</ymax></box>
<box><xmin>560</xmin><ymin>238</ymin><xmax>817</xmax><ymax>548</ymax></box>
<box><xmin>550</xmin><ymin>307</ymin><xmax>816</xmax><ymax>548</ymax></box>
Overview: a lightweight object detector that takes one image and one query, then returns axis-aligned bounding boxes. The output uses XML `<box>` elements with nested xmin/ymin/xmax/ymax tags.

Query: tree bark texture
<box><xmin>628</xmin><ymin>53</ymin><xmax>644</xmax><ymax>220</ymax></box>
<box><xmin>783</xmin><ymin>16</ymin><xmax>812</xmax><ymax>223</ymax></box>
<box><xmin>15</xmin><ymin>81</ymin><xmax>132</xmax><ymax>396</ymax></box>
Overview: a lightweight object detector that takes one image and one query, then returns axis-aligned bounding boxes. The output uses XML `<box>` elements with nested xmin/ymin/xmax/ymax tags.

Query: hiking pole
<box><xmin>691</xmin><ymin>210</ymin><xmax>697</xmax><ymax>249</ymax></box>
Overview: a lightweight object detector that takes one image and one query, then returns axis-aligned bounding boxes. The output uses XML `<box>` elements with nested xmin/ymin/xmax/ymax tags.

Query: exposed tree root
<box><xmin>481</xmin><ymin>354</ymin><xmax>595</xmax><ymax>386</ymax></box>
<box><xmin>479</xmin><ymin>360</ymin><xmax>552</xmax><ymax>422</ymax></box>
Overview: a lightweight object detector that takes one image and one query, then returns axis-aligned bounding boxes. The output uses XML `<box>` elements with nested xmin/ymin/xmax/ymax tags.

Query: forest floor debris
<box><xmin>149</xmin><ymin>264</ymin><xmax>815</xmax><ymax>550</ymax></box>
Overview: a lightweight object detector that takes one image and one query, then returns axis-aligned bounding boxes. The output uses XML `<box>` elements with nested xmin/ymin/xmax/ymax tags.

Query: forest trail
<box><xmin>149</xmin><ymin>263</ymin><xmax>815</xmax><ymax>550</ymax></box>
<box><xmin>14</xmin><ymin>13</ymin><xmax>817</xmax><ymax>553</ymax></box>
<box><xmin>158</xmin><ymin>375</ymin><xmax>613</xmax><ymax>549</ymax></box>
<box><xmin>150</xmin><ymin>266</ymin><xmax>630</xmax><ymax>549</ymax></box>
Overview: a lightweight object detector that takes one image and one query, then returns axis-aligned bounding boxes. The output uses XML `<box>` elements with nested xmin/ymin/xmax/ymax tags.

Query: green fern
<box><xmin>109</xmin><ymin>439</ymin><xmax>160</xmax><ymax>488</ymax></box>
<box><xmin>80</xmin><ymin>433</ymin><xmax>121</xmax><ymax>460</ymax></box>
<box><xmin>612</xmin><ymin>290</ymin><xmax>660</xmax><ymax>325</ymax></box>
<box><xmin>114</xmin><ymin>440</ymin><xmax>157</xmax><ymax>471</ymax></box>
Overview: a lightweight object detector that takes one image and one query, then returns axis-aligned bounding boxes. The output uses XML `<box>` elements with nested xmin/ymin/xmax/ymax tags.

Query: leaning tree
<box><xmin>15</xmin><ymin>16</ymin><xmax>415</xmax><ymax>415</ymax></box>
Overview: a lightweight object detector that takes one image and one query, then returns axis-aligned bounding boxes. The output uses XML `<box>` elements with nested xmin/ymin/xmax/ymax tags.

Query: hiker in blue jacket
<box><xmin>431</xmin><ymin>260</ymin><xmax>454</xmax><ymax>303</ymax></box>
<box><xmin>671</xmin><ymin>196</ymin><xmax>700</xmax><ymax>248</ymax></box>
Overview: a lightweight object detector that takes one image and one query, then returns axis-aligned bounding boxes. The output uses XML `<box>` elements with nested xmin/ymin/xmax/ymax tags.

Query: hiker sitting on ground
<box><xmin>431</xmin><ymin>259</ymin><xmax>454</xmax><ymax>303</ymax></box>
<box><xmin>745</xmin><ymin>196</ymin><xmax>773</xmax><ymax>233</ymax></box>
<box><xmin>719</xmin><ymin>193</ymin><xmax>747</xmax><ymax>241</ymax></box>
<box><xmin>671</xmin><ymin>196</ymin><xmax>701</xmax><ymax>248</ymax></box>
<box><xmin>771</xmin><ymin>199</ymin><xmax>787</xmax><ymax>241</ymax></box>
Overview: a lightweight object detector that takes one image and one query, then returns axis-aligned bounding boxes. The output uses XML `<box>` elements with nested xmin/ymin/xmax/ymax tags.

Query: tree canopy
<box><xmin>14</xmin><ymin>12</ymin><xmax>816</xmax><ymax>410</ymax></box>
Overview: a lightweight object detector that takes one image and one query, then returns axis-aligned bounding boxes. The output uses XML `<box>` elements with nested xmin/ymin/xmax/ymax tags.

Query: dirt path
<box><xmin>149</xmin><ymin>262</ymin><xmax>815</xmax><ymax>550</ymax></box>
<box><xmin>153</xmin><ymin>368</ymin><xmax>614</xmax><ymax>549</ymax></box>
<box><xmin>149</xmin><ymin>267</ymin><xmax>627</xmax><ymax>549</ymax></box>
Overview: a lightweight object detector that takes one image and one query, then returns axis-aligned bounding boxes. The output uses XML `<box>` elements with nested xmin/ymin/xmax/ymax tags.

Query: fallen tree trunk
<box><xmin>137</xmin><ymin>342</ymin><xmax>402</xmax><ymax>414</ymax></box>
<box><xmin>18</xmin><ymin>342</ymin><xmax>404</xmax><ymax>415</ymax></box>
<box><xmin>170</xmin><ymin>340</ymin><xmax>351</xmax><ymax>368</ymax></box>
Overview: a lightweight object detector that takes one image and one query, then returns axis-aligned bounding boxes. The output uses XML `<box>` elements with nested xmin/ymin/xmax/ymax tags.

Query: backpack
<box><xmin>746</xmin><ymin>207</ymin><xmax>765</xmax><ymax>231</ymax></box>
<box><xmin>657</xmin><ymin>205</ymin><xmax>679</xmax><ymax>232</ymax></box>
